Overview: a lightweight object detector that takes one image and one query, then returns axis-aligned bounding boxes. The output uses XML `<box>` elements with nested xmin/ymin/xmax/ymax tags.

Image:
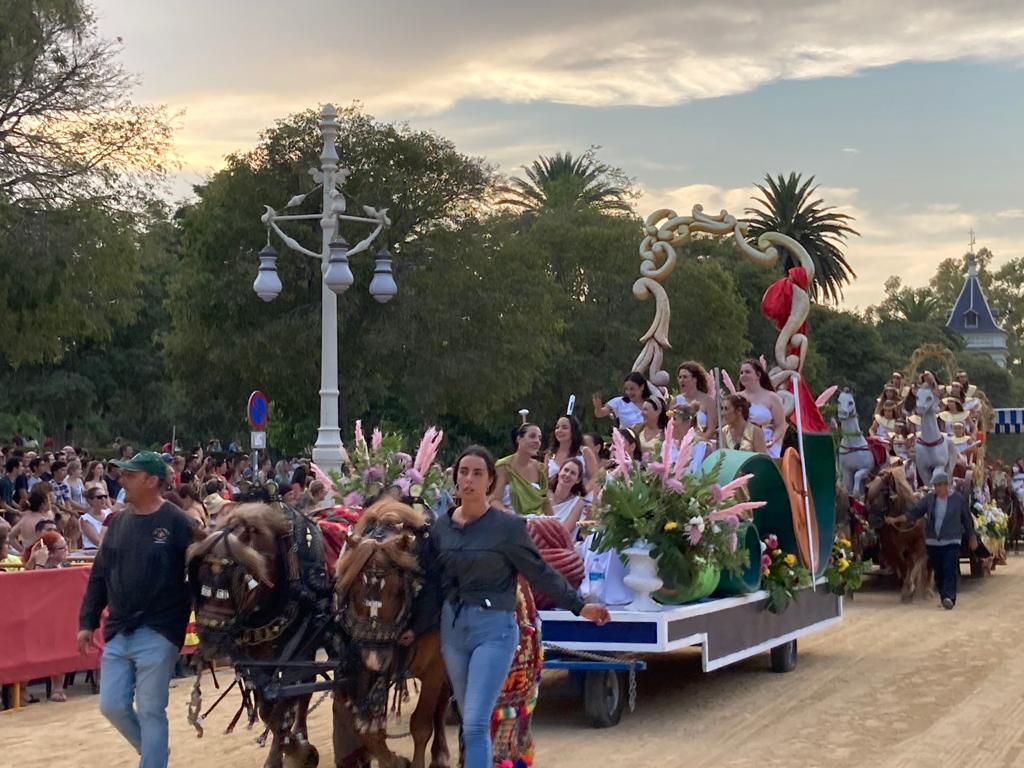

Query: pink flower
<box><xmin>354</xmin><ymin>420</ymin><xmax>366</xmax><ymax>446</ymax></box>
<box><xmin>761</xmin><ymin>553</ymin><xmax>772</xmax><ymax>569</ymax></box>
<box><xmin>394</xmin><ymin>452</ymin><xmax>412</xmax><ymax>468</ymax></box>
<box><xmin>343</xmin><ymin>491</ymin><xmax>364</xmax><ymax>508</ymax></box>
<box><xmin>665</xmin><ymin>478</ymin><xmax>683</xmax><ymax>494</ymax></box>
<box><xmin>371</xmin><ymin>427</ymin><xmax>383</xmax><ymax>451</ymax></box>
<box><xmin>648</xmin><ymin>462</ymin><xmax>669</xmax><ymax>480</ymax></box>
<box><xmin>393</xmin><ymin>477</ymin><xmax>411</xmax><ymax>496</ymax></box>
<box><xmin>767</xmin><ymin>534</ymin><xmax>779</xmax><ymax>550</ymax></box>
<box><xmin>498</xmin><ymin>761</ymin><xmax>515</xmax><ymax>768</ymax></box>
<box><xmin>687</xmin><ymin>526</ymin><xmax>703</xmax><ymax>546</ymax></box>
<box><xmin>728</xmin><ymin>533</ymin><xmax>738</xmax><ymax>553</ymax></box>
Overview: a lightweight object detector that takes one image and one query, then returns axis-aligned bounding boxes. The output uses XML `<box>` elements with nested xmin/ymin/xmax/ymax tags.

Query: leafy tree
<box><xmin>166</xmin><ymin>107</ymin><xmax>562</xmax><ymax>452</ymax></box>
<box><xmin>743</xmin><ymin>173</ymin><xmax>859</xmax><ymax>304</ymax></box>
<box><xmin>868</xmin><ymin>276</ymin><xmax>941</xmax><ymax>323</ymax></box>
<box><xmin>496</xmin><ymin>149</ymin><xmax>635</xmax><ymax>217</ymax></box>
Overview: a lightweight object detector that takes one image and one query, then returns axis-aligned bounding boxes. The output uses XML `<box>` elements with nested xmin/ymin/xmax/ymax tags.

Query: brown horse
<box><xmin>993</xmin><ymin>485</ymin><xmax>1024</xmax><ymax>555</ymax></box>
<box><xmin>333</xmin><ymin>500</ymin><xmax>450</xmax><ymax>768</ymax></box>
<box><xmin>187</xmin><ymin>503</ymin><xmax>323</xmax><ymax>768</ymax></box>
<box><xmin>866</xmin><ymin>467</ymin><xmax>931</xmax><ymax>601</ymax></box>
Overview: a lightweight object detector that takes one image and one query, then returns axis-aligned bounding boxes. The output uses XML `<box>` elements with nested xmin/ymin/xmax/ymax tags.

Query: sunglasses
<box><xmin>91</xmin><ymin>495</ymin><xmax>108</xmax><ymax>500</ymax></box>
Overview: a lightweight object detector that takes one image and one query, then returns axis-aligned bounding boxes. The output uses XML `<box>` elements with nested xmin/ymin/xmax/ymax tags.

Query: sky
<box><xmin>90</xmin><ymin>0</ymin><xmax>1024</xmax><ymax>310</ymax></box>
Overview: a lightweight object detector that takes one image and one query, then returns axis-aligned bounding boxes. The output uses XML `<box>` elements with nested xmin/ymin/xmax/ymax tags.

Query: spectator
<box><xmin>66</xmin><ymin>459</ymin><xmax>88</xmax><ymax>513</ymax></box>
<box><xmin>104</xmin><ymin>462</ymin><xmax>123</xmax><ymax>503</ymax></box>
<box><xmin>25</xmin><ymin>530</ymin><xmax>69</xmax><ymax>571</ymax></box>
<box><xmin>50</xmin><ymin>460</ymin><xmax>72</xmax><ymax>515</ymax></box>
<box><xmin>176</xmin><ymin>485</ymin><xmax>208</xmax><ymax>529</ymax></box>
<box><xmin>118</xmin><ymin>443</ymin><xmax>134</xmax><ymax>460</ymax></box>
<box><xmin>1</xmin><ymin>457</ymin><xmax>22</xmax><ymax>523</ymax></box>
<box><xmin>27</xmin><ymin>457</ymin><xmax>46</xmax><ymax>492</ymax></box>
<box><xmin>202</xmin><ymin>478</ymin><xmax>227</xmax><ymax>526</ymax></box>
<box><xmin>81</xmin><ymin>487</ymin><xmax>110</xmax><ymax>550</ymax></box>
<box><xmin>78</xmin><ymin>451</ymin><xmax>201</xmax><ymax>768</ymax></box>
<box><xmin>0</xmin><ymin>530</ymin><xmax>22</xmax><ymax>570</ymax></box>
<box><xmin>170</xmin><ymin>456</ymin><xmax>185</xmax><ymax>487</ymax></box>
<box><xmin>84</xmin><ymin>460</ymin><xmax>106</xmax><ymax>494</ymax></box>
<box><xmin>9</xmin><ymin>486</ymin><xmax>55</xmax><ymax>550</ymax></box>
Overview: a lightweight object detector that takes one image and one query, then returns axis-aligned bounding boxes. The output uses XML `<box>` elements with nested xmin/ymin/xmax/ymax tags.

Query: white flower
<box><xmin>688</xmin><ymin>515</ymin><xmax>705</xmax><ymax>532</ymax></box>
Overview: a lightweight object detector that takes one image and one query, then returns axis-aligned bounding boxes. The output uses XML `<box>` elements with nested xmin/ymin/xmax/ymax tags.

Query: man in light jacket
<box><xmin>887</xmin><ymin>470</ymin><xmax>977</xmax><ymax>610</ymax></box>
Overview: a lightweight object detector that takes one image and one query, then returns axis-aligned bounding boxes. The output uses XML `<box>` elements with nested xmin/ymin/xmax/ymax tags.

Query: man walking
<box><xmin>887</xmin><ymin>470</ymin><xmax>977</xmax><ymax>610</ymax></box>
<box><xmin>78</xmin><ymin>451</ymin><xmax>201</xmax><ymax>767</ymax></box>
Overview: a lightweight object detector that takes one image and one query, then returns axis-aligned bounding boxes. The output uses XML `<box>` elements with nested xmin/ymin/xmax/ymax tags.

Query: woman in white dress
<box><xmin>869</xmin><ymin>400</ymin><xmax>900</xmax><ymax>442</ymax></box>
<box><xmin>547</xmin><ymin>458</ymin><xmax>587</xmax><ymax>534</ymax></box>
<box><xmin>675</xmin><ymin>361</ymin><xmax>717</xmax><ymax>438</ymax></box>
<box><xmin>592</xmin><ymin>372</ymin><xmax>651</xmax><ymax>430</ymax></box>
<box><xmin>738</xmin><ymin>359</ymin><xmax>786</xmax><ymax>459</ymax></box>
<box><xmin>546</xmin><ymin>415</ymin><xmax>598</xmax><ymax>492</ymax></box>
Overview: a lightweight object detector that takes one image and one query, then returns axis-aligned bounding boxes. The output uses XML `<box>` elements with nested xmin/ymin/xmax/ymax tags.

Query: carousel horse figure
<box><xmin>333</xmin><ymin>499</ymin><xmax>450</xmax><ymax>768</ymax></box>
<box><xmin>836</xmin><ymin>389</ymin><xmax>887</xmax><ymax>499</ymax></box>
<box><xmin>187</xmin><ymin>501</ymin><xmax>332</xmax><ymax>768</ymax></box>
<box><xmin>866</xmin><ymin>468</ymin><xmax>930</xmax><ymax>602</ymax></box>
<box><xmin>912</xmin><ymin>381</ymin><xmax>959</xmax><ymax>486</ymax></box>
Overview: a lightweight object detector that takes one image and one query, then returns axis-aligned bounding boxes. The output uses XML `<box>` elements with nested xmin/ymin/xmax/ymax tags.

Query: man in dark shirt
<box><xmin>78</xmin><ymin>451</ymin><xmax>200</xmax><ymax>768</ymax></box>
<box><xmin>104</xmin><ymin>461</ymin><xmax>123</xmax><ymax>502</ymax></box>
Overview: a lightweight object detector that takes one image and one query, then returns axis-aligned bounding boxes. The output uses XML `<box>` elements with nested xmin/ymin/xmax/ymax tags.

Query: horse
<box><xmin>912</xmin><ymin>383</ymin><xmax>958</xmax><ymax>485</ymax></box>
<box><xmin>866</xmin><ymin>467</ymin><xmax>931</xmax><ymax>601</ymax></box>
<box><xmin>993</xmin><ymin>484</ymin><xmax>1024</xmax><ymax>555</ymax></box>
<box><xmin>334</xmin><ymin>499</ymin><xmax>450</xmax><ymax>768</ymax></box>
<box><xmin>836</xmin><ymin>389</ymin><xmax>885</xmax><ymax>499</ymax></box>
<box><xmin>187</xmin><ymin>502</ymin><xmax>331</xmax><ymax>768</ymax></box>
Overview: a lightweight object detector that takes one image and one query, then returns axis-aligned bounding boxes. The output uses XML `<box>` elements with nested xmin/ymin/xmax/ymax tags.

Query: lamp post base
<box><xmin>312</xmin><ymin>439</ymin><xmax>346</xmax><ymax>476</ymax></box>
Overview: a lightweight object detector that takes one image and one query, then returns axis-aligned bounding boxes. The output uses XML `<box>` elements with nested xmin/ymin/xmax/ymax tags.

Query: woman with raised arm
<box><xmin>737</xmin><ymin>360</ymin><xmax>786</xmax><ymax>458</ymax></box>
<box><xmin>592</xmin><ymin>372</ymin><xmax>650</xmax><ymax>430</ymax></box>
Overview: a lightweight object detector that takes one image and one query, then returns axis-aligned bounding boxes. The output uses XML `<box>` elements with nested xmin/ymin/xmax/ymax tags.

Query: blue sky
<box><xmin>91</xmin><ymin>0</ymin><xmax>1024</xmax><ymax>309</ymax></box>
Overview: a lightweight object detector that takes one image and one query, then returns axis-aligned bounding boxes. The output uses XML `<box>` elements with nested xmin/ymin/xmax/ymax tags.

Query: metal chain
<box><xmin>543</xmin><ymin>643</ymin><xmax>641</xmax><ymax>713</ymax></box>
<box><xmin>306</xmin><ymin>689</ymin><xmax>332</xmax><ymax>716</ymax></box>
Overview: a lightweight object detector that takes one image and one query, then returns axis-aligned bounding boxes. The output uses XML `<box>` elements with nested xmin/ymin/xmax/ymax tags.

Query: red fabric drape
<box><xmin>0</xmin><ymin>568</ymin><xmax>101</xmax><ymax>684</ymax></box>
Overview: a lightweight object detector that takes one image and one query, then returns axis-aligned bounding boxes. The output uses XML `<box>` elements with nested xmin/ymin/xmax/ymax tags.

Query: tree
<box><xmin>743</xmin><ymin>173</ymin><xmax>859</xmax><ymax>303</ymax></box>
<box><xmin>0</xmin><ymin>0</ymin><xmax>174</xmax><ymax>209</ymax></box>
<box><xmin>495</xmin><ymin>149</ymin><xmax>635</xmax><ymax>217</ymax></box>
<box><xmin>166</xmin><ymin>107</ymin><xmax>562</xmax><ymax>451</ymax></box>
<box><xmin>868</xmin><ymin>276</ymin><xmax>941</xmax><ymax>323</ymax></box>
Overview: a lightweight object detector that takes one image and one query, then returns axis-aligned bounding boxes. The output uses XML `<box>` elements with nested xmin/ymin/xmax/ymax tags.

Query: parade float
<box><xmin>538</xmin><ymin>203</ymin><xmax>845</xmax><ymax>728</ymax></box>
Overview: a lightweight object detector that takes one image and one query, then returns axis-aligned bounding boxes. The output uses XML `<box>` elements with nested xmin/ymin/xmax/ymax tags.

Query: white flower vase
<box><xmin>622</xmin><ymin>540</ymin><xmax>664</xmax><ymax>612</ymax></box>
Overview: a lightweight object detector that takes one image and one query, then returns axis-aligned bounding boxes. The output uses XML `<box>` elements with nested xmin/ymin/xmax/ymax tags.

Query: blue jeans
<box><xmin>927</xmin><ymin>543</ymin><xmax>961</xmax><ymax>604</ymax></box>
<box><xmin>441</xmin><ymin>602</ymin><xmax>519</xmax><ymax>768</ymax></box>
<box><xmin>99</xmin><ymin>626</ymin><xmax>179</xmax><ymax>768</ymax></box>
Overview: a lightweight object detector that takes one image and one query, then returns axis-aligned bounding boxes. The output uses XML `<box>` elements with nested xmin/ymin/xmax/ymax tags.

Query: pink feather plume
<box><xmin>709</xmin><ymin>501</ymin><xmax>766</xmax><ymax>521</ymax></box>
<box><xmin>309</xmin><ymin>462</ymin><xmax>338</xmax><ymax>495</ymax></box>
<box><xmin>660</xmin><ymin>418</ymin><xmax>675</xmax><ymax>473</ymax></box>
<box><xmin>706</xmin><ymin>372</ymin><xmax>716</xmax><ymax>400</ymax></box>
<box><xmin>717</xmin><ymin>473</ymin><xmax>754</xmax><ymax>501</ymax></box>
<box><xmin>815</xmin><ymin>385</ymin><xmax>839</xmax><ymax>408</ymax></box>
<box><xmin>413</xmin><ymin>427</ymin><xmax>444</xmax><ymax>476</ymax></box>
<box><xmin>722</xmin><ymin>371</ymin><xmax>737</xmax><ymax>395</ymax></box>
<box><xmin>672</xmin><ymin>427</ymin><xmax>696</xmax><ymax>478</ymax></box>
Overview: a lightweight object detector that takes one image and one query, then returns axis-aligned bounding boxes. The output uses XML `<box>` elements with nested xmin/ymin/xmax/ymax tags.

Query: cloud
<box><xmin>841</xmin><ymin>147</ymin><xmax>860</xmax><ymax>154</ymax></box>
<box><xmin>996</xmin><ymin>209</ymin><xmax>1024</xmax><ymax>219</ymax></box>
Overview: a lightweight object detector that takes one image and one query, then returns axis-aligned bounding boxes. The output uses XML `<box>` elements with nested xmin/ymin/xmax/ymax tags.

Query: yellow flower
<box><xmin>838</xmin><ymin>558</ymin><xmax>849</xmax><ymax>572</ymax></box>
<box><xmin>784</xmin><ymin>554</ymin><xmax>797</xmax><ymax>567</ymax></box>
<box><xmin>664</xmin><ymin>521</ymin><xmax>679</xmax><ymax>532</ymax></box>
<box><xmin>839</xmin><ymin>539</ymin><xmax>851</xmax><ymax>549</ymax></box>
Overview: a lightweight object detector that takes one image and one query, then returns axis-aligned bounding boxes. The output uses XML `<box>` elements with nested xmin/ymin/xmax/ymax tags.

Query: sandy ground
<box><xmin>5</xmin><ymin>560</ymin><xmax>1023</xmax><ymax>768</ymax></box>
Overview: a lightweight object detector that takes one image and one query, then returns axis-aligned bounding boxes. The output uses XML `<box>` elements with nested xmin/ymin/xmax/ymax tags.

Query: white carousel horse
<box><xmin>913</xmin><ymin>384</ymin><xmax>959</xmax><ymax>485</ymax></box>
<box><xmin>836</xmin><ymin>389</ymin><xmax>880</xmax><ymax>499</ymax></box>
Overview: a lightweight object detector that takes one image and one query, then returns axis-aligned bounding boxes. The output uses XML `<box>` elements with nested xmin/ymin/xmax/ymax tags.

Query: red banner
<box><xmin>0</xmin><ymin>567</ymin><xmax>101</xmax><ymax>685</ymax></box>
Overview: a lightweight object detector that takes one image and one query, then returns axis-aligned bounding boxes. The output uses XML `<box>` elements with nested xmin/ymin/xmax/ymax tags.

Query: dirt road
<box><xmin>5</xmin><ymin>562</ymin><xmax>1022</xmax><ymax>768</ymax></box>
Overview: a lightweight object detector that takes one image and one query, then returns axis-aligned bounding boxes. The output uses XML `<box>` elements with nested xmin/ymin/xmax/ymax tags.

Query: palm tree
<box><xmin>744</xmin><ymin>173</ymin><xmax>859</xmax><ymax>303</ymax></box>
<box><xmin>496</xmin><ymin>150</ymin><xmax>634</xmax><ymax>216</ymax></box>
<box><xmin>891</xmin><ymin>287</ymin><xmax>940</xmax><ymax>323</ymax></box>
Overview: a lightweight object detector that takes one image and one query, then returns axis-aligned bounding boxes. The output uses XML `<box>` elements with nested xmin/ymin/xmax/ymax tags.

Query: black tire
<box><xmin>770</xmin><ymin>640</ymin><xmax>798</xmax><ymax>673</ymax></box>
<box><xmin>583</xmin><ymin>669</ymin><xmax>626</xmax><ymax>728</ymax></box>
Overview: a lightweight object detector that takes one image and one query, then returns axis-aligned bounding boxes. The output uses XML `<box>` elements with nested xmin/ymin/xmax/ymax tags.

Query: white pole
<box><xmin>791</xmin><ymin>371</ymin><xmax>816</xmax><ymax>587</ymax></box>
<box><xmin>310</xmin><ymin>105</ymin><xmax>344</xmax><ymax>474</ymax></box>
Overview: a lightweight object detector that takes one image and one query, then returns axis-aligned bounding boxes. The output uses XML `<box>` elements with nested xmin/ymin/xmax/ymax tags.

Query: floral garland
<box><xmin>823</xmin><ymin>536</ymin><xmax>865</xmax><ymax>596</ymax></box>
<box><xmin>761</xmin><ymin>534</ymin><xmax>811</xmax><ymax>614</ymax></box>
<box><xmin>334</xmin><ymin>422</ymin><xmax>449</xmax><ymax>513</ymax></box>
<box><xmin>973</xmin><ymin>501</ymin><xmax>1008</xmax><ymax>540</ymax></box>
<box><xmin>597</xmin><ymin>419</ymin><xmax>762</xmax><ymax>584</ymax></box>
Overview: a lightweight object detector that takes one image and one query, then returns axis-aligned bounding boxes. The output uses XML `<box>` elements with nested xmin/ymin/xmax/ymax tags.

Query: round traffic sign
<box><xmin>247</xmin><ymin>391</ymin><xmax>269</xmax><ymax>430</ymax></box>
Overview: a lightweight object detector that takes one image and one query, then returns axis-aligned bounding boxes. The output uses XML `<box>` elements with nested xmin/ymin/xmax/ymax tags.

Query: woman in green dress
<box><xmin>492</xmin><ymin>423</ymin><xmax>553</xmax><ymax>517</ymax></box>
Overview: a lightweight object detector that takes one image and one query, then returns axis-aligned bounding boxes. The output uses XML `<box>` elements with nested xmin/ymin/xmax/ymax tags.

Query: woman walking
<box><xmin>430</xmin><ymin>446</ymin><xmax>609</xmax><ymax>768</ymax></box>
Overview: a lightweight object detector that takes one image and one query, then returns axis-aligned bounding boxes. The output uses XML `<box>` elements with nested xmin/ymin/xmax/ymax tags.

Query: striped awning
<box><xmin>993</xmin><ymin>408</ymin><xmax>1024</xmax><ymax>433</ymax></box>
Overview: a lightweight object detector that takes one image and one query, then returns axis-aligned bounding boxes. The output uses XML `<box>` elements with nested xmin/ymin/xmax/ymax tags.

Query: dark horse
<box><xmin>333</xmin><ymin>499</ymin><xmax>450</xmax><ymax>768</ymax></box>
<box><xmin>866</xmin><ymin>467</ymin><xmax>930</xmax><ymax>601</ymax></box>
<box><xmin>187</xmin><ymin>502</ymin><xmax>332</xmax><ymax>768</ymax></box>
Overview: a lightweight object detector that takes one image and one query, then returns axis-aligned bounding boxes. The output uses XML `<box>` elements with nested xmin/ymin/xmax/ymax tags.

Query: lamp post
<box><xmin>253</xmin><ymin>103</ymin><xmax>396</xmax><ymax>473</ymax></box>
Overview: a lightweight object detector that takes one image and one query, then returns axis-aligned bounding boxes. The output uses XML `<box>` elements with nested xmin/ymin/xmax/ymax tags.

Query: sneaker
<box><xmin>941</xmin><ymin>598</ymin><xmax>954</xmax><ymax>610</ymax></box>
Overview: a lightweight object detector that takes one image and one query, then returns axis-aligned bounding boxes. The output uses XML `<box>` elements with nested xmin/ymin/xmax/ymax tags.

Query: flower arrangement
<box><xmin>596</xmin><ymin>419</ymin><xmax>761</xmax><ymax>585</ymax></box>
<box><xmin>761</xmin><ymin>534</ymin><xmax>812</xmax><ymax>613</ymax></box>
<box><xmin>335</xmin><ymin>422</ymin><xmax>449</xmax><ymax>512</ymax></box>
<box><xmin>973</xmin><ymin>501</ymin><xmax>1008</xmax><ymax>540</ymax></box>
<box><xmin>823</xmin><ymin>535</ymin><xmax>865</xmax><ymax>597</ymax></box>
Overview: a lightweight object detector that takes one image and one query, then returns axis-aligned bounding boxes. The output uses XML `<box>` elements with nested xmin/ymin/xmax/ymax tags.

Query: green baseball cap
<box><xmin>112</xmin><ymin>451</ymin><xmax>168</xmax><ymax>481</ymax></box>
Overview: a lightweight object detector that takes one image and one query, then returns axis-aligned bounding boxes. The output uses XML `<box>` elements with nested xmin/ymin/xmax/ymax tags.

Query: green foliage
<box><xmin>823</xmin><ymin>535</ymin><xmax>866</xmax><ymax>597</ymax></box>
<box><xmin>597</xmin><ymin>449</ymin><xmax>749</xmax><ymax>584</ymax></box>
<box><xmin>743</xmin><ymin>173</ymin><xmax>859</xmax><ymax>304</ymax></box>
<box><xmin>761</xmin><ymin>534</ymin><xmax>812</xmax><ymax>613</ymax></box>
